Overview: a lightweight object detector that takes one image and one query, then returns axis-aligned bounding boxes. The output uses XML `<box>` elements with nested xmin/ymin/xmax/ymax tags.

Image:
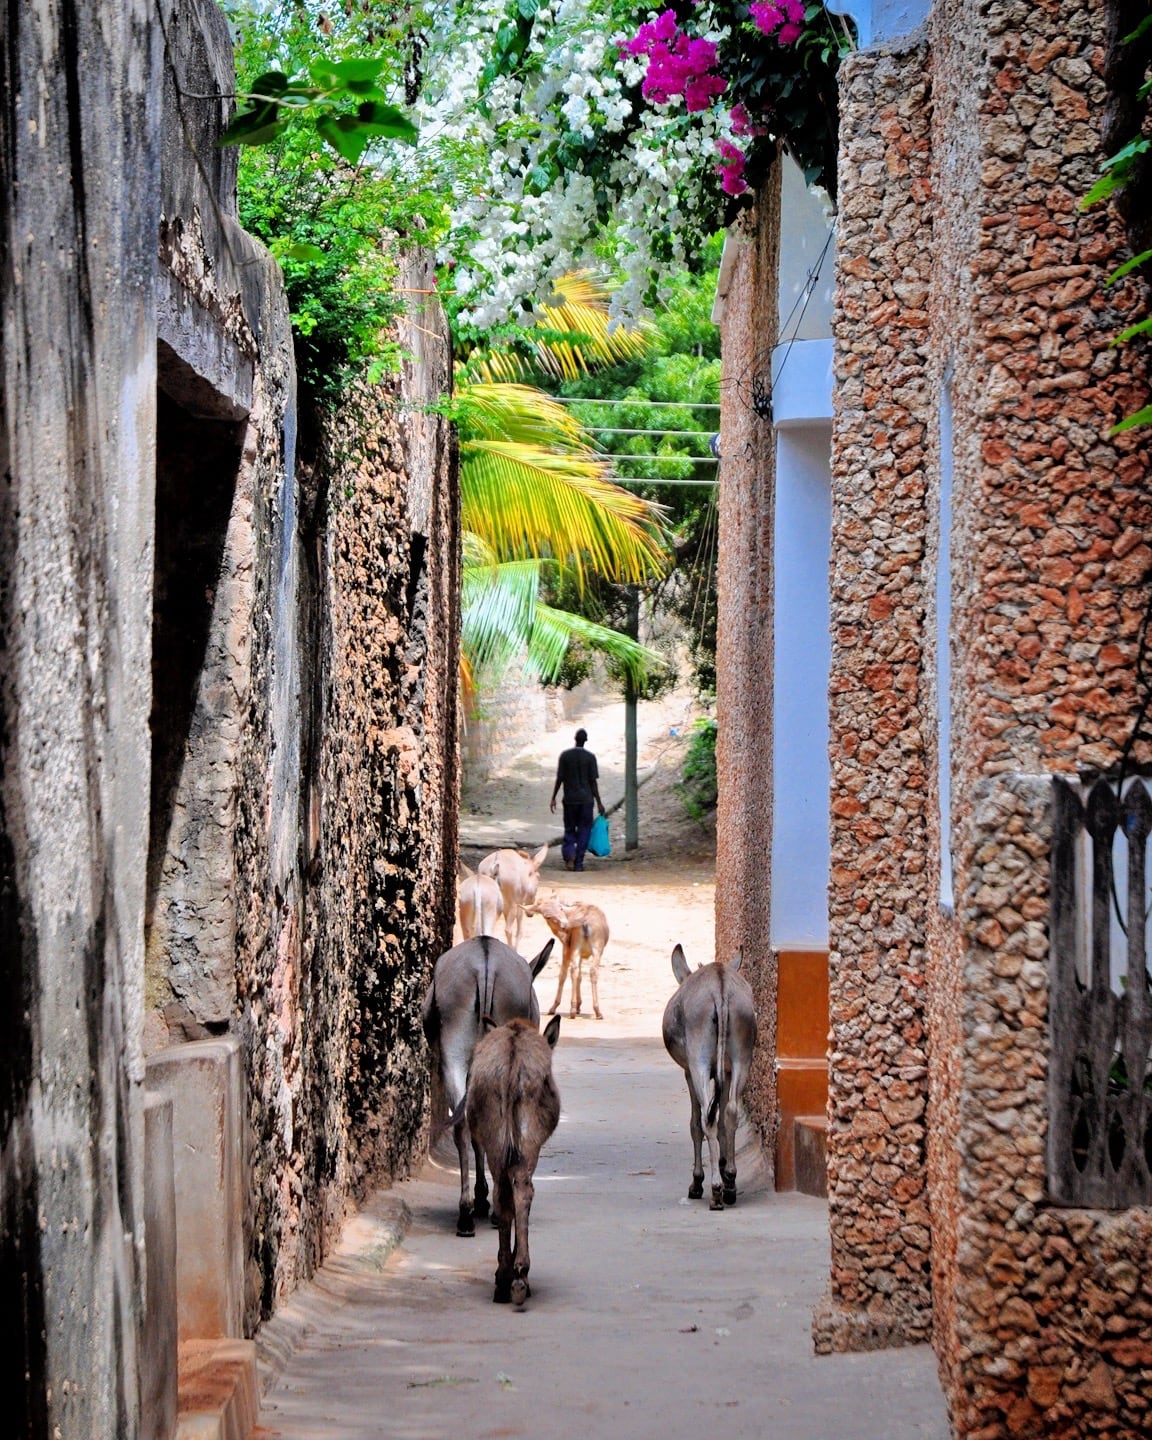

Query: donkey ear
<box><xmin>481</xmin><ymin>1014</ymin><xmax>499</xmax><ymax>1035</ymax></box>
<box><xmin>543</xmin><ymin>1014</ymin><xmax>562</xmax><ymax>1048</ymax></box>
<box><xmin>529</xmin><ymin>937</ymin><xmax>555</xmax><ymax>977</ymax></box>
<box><xmin>671</xmin><ymin>944</ymin><xmax>691</xmax><ymax>985</ymax></box>
<box><xmin>533</xmin><ymin>843</ymin><xmax>549</xmax><ymax>868</ymax></box>
<box><xmin>729</xmin><ymin>947</ymin><xmax>744</xmax><ymax>974</ymax></box>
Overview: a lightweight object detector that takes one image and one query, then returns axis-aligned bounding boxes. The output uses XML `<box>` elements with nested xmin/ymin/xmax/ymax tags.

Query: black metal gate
<box><xmin>1049</xmin><ymin>776</ymin><xmax>1152</xmax><ymax>1207</ymax></box>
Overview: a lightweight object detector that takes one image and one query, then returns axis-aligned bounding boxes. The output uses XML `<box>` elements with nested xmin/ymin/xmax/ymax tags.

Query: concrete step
<box><xmin>794</xmin><ymin>1114</ymin><xmax>828</xmax><ymax>1199</ymax></box>
<box><xmin>175</xmin><ymin>1339</ymin><xmax>260</xmax><ymax>1440</ymax></box>
<box><xmin>774</xmin><ymin>1057</ymin><xmax>828</xmax><ymax>1190</ymax></box>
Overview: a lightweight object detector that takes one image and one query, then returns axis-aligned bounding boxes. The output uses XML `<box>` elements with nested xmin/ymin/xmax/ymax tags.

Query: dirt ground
<box><xmin>458</xmin><ymin>686</ymin><xmax>718</xmax><ymax>1038</ymax></box>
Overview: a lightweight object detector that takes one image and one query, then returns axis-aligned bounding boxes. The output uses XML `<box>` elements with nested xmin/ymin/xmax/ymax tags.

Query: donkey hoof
<box><xmin>594</xmin><ymin>1011</ymin><xmax>603</xmax><ymax>1020</ymax></box>
<box><xmin>474</xmin><ymin>1195</ymin><xmax>490</xmax><ymax>1220</ymax></box>
<box><xmin>511</xmin><ymin>1277</ymin><xmax>530</xmax><ymax>1306</ymax></box>
<box><xmin>710</xmin><ymin>1185</ymin><xmax>725</xmax><ymax>1211</ymax></box>
<box><xmin>493</xmin><ymin>1284</ymin><xmax>512</xmax><ymax>1304</ymax></box>
<box><xmin>723</xmin><ymin>1187</ymin><xmax>738</xmax><ymax>1207</ymax></box>
<box><xmin>688</xmin><ymin>1177</ymin><xmax>704</xmax><ymax>1200</ymax></box>
<box><xmin>456</xmin><ymin>1206</ymin><xmax>476</xmax><ymax>1238</ymax></box>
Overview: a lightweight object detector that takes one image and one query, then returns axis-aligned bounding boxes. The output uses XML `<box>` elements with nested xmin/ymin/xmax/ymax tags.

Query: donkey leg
<box><xmin>492</xmin><ymin>1170</ymin><xmax>515</xmax><ymax>1303</ymax></box>
<box><xmin>569</xmin><ymin>957</ymin><xmax>582</xmax><ymax>1017</ymax></box>
<box><xmin>548</xmin><ymin>957</ymin><xmax>570</xmax><ymax>1015</ymax></box>
<box><xmin>589</xmin><ymin>952</ymin><xmax>603</xmax><ymax>1020</ymax></box>
<box><xmin>685</xmin><ymin>1073</ymin><xmax>705</xmax><ymax>1200</ymax></box>
<box><xmin>454</xmin><ymin>1118</ymin><xmax>475</xmax><ymax>1237</ymax></box>
<box><xmin>472</xmin><ymin>1135</ymin><xmax>490</xmax><ymax>1220</ymax></box>
<box><xmin>510</xmin><ymin>1167</ymin><xmax>535</xmax><ymax>1306</ymax></box>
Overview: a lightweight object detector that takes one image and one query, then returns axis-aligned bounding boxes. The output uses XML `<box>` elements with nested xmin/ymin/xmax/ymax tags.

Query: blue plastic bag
<box><xmin>588</xmin><ymin>813</ymin><xmax>611</xmax><ymax>857</ymax></box>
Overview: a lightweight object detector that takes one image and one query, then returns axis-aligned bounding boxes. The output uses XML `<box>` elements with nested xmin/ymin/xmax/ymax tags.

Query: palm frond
<box><xmin>531</xmin><ymin>273</ymin><xmax>652</xmax><ymax>381</ymax></box>
<box><xmin>461</xmin><ymin>438</ymin><xmax>667</xmax><ymax>584</ymax></box>
<box><xmin>454</xmin><ymin>382</ymin><xmax>590</xmax><ymax>449</ymax></box>
<box><xmin>461</xmin><ymin>558</ymin><xmax>665</xmax><ymax>690</ymax></box>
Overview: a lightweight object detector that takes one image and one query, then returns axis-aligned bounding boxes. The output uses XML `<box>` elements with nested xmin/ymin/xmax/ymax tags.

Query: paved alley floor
<box><xmin>258</xmin><ymin>1033</ymin><xmax>950</xmax><ymax>1440</ymax></box>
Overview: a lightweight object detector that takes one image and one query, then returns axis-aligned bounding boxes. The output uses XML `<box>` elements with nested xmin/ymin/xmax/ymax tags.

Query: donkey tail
<box><xmin>707</xmin><ymin>978</ymin><xmax>729</xmax><ymax>1128</ymax></box>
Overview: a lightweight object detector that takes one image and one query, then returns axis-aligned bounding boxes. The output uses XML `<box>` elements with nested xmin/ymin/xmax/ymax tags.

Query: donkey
<box><xmin>478</xmin><ymin>844</ymin><xmax>549</xmax><ymax>952</ymax></box>
<box><xmin>662</xmin><ymin>944</ymin><xmax>757</xmax><ymax>1210</ymax></box>
<box><xmin>466</xmin><ymin>1014</ymin><xmax>562</xmax><ymax>1305</ymax></box>
<box><xmin>422</xmin><ymin>934</ymin><xmax>554</xmax><ymax>1236</ymax></box>
<box><xmin>526</xmin><ymin>894</ymin><xmax>609</xmax><ymax>1020</ymax></box>
<box><xmin>457</xmin><ymin>863</ymin><xmax>503</xmax><ymax>939</ymax></box>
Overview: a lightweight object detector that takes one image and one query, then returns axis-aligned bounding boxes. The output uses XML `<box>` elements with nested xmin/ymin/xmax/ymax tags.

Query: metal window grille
<box><xmin>1049</xmin><ymin>776</ymin><xmax>1152</xmax><ymax>1207</ymax></box>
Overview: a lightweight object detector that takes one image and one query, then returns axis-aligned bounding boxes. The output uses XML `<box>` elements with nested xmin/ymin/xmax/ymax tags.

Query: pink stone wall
<box><xmin>715</xmin><ymin>187</ymin><xmax>781</xmax><ymax>1149</ymax></box>
<box><xmin>815</xmin><ymin>42</ymin><xmax>937</xmax><ymax>1352</ymax></box>
<box><xmin>822</xmin><ymin>0</ymin><xmax>1152</xmax><ymax>1430</ymax></box>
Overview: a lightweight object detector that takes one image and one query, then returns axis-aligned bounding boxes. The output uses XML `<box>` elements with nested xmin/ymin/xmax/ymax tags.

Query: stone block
<box><xmin>143</xmin><ymin>1090</ymin><xmax>179</xmax><ymax>1440</ymax></box>
<box><xmin>176</xmin><ymin>1339</ymin><xmax>259</xmax><ymax>1440</ymax></box>
<box><xmin>147</xmin><ymin>1039</ymin><xmax>245</xmax><ymax>1340</ymax></box>
<box><xmin>795</xmin><ymin>1115</ymin><xmax>829</xmax><ymax>1199</ymax></box>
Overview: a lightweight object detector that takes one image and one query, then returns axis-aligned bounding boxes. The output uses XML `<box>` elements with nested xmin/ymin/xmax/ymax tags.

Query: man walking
<box><xmin>550</xmin><ymin>728</ymin><xmax>605</xmax><ymax>871</ymax></box>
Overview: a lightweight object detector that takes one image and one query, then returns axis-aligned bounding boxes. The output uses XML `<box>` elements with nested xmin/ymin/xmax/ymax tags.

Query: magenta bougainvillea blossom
<box><xmin>749</xmin><ymin>0</ymin><xmax>806</xmax><ymax>45</ymax></box>
<box><xmin>623</xmin><ymin>2</ymin><xmax>813</xmax><ymax>204</ymax></box>
<box><xmin>715</xmin><ymin>137</ymin><xmax>748</xmax><ymax>196</ymax></box>
<box><xmin>622</xmin><ymin>11</ymin><xmax>727</xmax><ymax>111</ymax></box>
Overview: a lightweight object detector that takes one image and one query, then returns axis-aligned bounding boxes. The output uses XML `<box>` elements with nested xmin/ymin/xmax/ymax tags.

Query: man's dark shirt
<box><xmin>555</xmin><ymin>746</ymin><xmax>598</xmax><ymax>806</ymax></box>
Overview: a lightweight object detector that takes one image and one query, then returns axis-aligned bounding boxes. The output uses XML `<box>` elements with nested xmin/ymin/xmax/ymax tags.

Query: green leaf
<box><xmin>326</xmin><ymin>57</ymin><xmax>387</xmax><ymax>85</ymax></box>
<box><xmin>249</xmin><ymin>70</ymin><xmax>290</xmax><ymax>97</ymax></box>
<box><xmin>1113</xmin><ymin>316</ymin><xmax>1152</xmax><ymax>345</ymax></box>
<box><xmin>218</xmin><ymin>107</ymin><xmax>288</xmax><ymax>147</ymax></box>
<box><xmin>1112</xmin><ymin>405</ymin><xmax>1152</xmax><ymax>435</ymax></box>
<box><xmin>354</xmin><ymin>100</ymin><xmax>418</xmax><ymax>142</ymax></box>
<box><xmin>315</xmin><ymin>113</ymin><xmax>370</xmax><ymax>165</ymax></box>
<box><xmin>279</xmin><ymin>241</ymin><xmax>327</xmax><ymax>264</ymax></box>
<box><xmin>1122</xmin><ymin>14</ymin><xmax>1152</xmax><ymax>44</ymax></box>
<box><xmin>1107</xmin><ymin>249</ymin><xmax>1152</xmax><ymax>285</ymax></box>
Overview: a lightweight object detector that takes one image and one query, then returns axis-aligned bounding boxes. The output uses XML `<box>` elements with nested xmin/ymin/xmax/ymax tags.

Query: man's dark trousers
<box><xmin>562</xmin><ymin>800</ymin><xmax>594</xmax><ymax>869</ymax></box>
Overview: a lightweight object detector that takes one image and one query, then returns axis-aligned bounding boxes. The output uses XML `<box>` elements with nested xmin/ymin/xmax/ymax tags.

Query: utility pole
<box><xmin>624</xmin><ymin>587</ymin><xmax>639</xmax><ymax>851</ymax></box>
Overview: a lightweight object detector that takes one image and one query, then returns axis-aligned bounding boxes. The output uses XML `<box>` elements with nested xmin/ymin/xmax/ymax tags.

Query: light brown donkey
<box><xmin>466</xmin><ymin>1014</ymin><xmax>562</xmax><ymax>1305</ymax></box>
<box><xmin>526</xmin><ymin>895</ymin><xmax>609</xmax><ymax>1019</ymax></box>
<box><xmin>478</xmin><ymin>844</ymin><xmax>548</xmax><ymax>951</ymax></box>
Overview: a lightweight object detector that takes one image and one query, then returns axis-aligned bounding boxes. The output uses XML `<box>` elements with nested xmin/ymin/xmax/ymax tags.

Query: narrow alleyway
<box><xmin>256</xmin><ymin>846</ymin><xmax>950</xmax><ymax>1439</ymax></box>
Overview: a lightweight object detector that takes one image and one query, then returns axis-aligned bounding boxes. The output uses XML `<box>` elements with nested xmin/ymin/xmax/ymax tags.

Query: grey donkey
<box><xmin>467</xmin><ymin>1014</ymin><xmax>562</xmax><ymax>1305</ymax></box>
<box><xmin>422</xmin><ymin>934</ymin><xmax>553</xmax><ymax>1236</ymax></box>
<box><xmin>662</xmin><ymin>944</ymin><xmax>757</xmax><ymax>1209</ymax></box>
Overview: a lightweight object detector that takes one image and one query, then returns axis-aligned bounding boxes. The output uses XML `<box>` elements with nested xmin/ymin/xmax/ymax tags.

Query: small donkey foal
<box><xmin>466</xmin><ymin>1014</ymin><xmax>562</xmax><ymax>1305</ymax></box>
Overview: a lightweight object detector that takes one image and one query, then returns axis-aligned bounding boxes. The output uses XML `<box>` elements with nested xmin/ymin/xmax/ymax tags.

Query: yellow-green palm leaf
<box><xmin>464</xmin><ymin>272</ymin><xmax>652</xmax><ymax>384</ymax></box>
<box><xmin>457</xmin><ymin>382</ymin><xmax>667</xmax><ymax>587</ymax></box>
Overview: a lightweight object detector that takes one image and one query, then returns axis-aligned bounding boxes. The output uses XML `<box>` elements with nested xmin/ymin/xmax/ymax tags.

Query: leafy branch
<box><xmin>219</xmin><ymin>55</ymin><xmax>417</xmax><ymax>165</ymax></box>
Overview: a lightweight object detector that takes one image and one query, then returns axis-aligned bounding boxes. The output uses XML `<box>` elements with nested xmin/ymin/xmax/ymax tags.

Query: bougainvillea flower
<box><xmin>715</xmin><ymin>138</ymin><xmax>748</xmax><ymax>195</ymax></box>
<box><xmin>750</xmin><ymin>0</ymin><xmax>805</xmax><ymax>43</ymax></box>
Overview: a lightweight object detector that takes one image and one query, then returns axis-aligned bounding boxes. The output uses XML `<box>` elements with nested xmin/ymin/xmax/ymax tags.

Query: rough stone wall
<box><xmin>715</xmin><ymin>184</ymin><xmax>781</xmax><ymax>1149</ymax></box>
<box><xmin>815</xmin><ymin>41</ymin><xmax>937</xmax><ymax>1353</ymax></box>
<box><xmin>928</xmin><ymin>0</ymin><xmax>1152</xmax><ymax>1433</ymax></box>
<box><xmin>145</xmin><ymin>5</ymin><xmax>458</xmax><ymax>1330</ymax></box>
<box><xmin>233</xmin><ymin>297</ymin><xmax>458</xmax><ymax>1324</ymax></box>
<box><xmin>0</xmin><ymin>4</ymin><xmax>159</xmax><ymax>1435</ymax></box>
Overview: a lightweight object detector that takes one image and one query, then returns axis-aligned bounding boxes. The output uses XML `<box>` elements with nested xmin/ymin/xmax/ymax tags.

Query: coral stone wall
<box><xmin>146</xmin><ymin>5</ymin><xmax>458</xmax><ymax>1329</ymax></box>
<box><xmin>816</xmin><ymin>42</ymin><xmax>937</xmax><ymax>1352</ymax></box>
<box><xmin>236</xmin><ymin>326</ymin><xmax>458</xmax><ymax>1327</ymax></box>
<box><xmin>928</xmin><ymin>0</ymin><xmax>1152</xmax><ymax>1433</ymax></box>
<box><xmin>715</xmin><ymin>186</ymin><xmax>781</xmax><ymax>1149</ymax></box>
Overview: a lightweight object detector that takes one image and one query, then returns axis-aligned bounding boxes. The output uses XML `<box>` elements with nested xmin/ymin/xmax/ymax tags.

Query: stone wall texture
<box><xmin>816</xmin><ymin>41</ymin><xmax>937</xmax><ymax>1352</ymax></box>
<box><xmin>823</xmin><ymin>0</ymin><xmax>1152</xmax><ymax>1432</ymax></box>
<box><xmin>715</xmin><ymin>186</ymin><xmax>782</xmax><ymax>1150</ymax></box>
<box><xmin>1</xmin><ymin>4</ymin><xmax>159</xmax><ymax>1435</ymax></box>
<box><xmin>144</xmin><ymin>12</ymin><xmax>460</xmax><ymax>1330</ymax></box>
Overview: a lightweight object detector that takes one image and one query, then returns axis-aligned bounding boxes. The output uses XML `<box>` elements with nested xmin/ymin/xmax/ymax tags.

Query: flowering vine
<box><xmin>410</xmin><ymin>1</ymin><xmax>852</xmax><ymax>328</ymax></box>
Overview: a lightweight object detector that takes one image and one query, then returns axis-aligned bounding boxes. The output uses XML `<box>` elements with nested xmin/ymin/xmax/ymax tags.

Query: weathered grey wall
<box><xmin>4</xmin><ymin>0</ymin><xmax>459</xmax><ymax>1427</ymax></box>
<box><xmin>142</xmin><ymin>6</ymin><xmax>459</xmax><ymax>1329</ymax></box>
<box><xmin>1</xmin><ymin>3</ymin><xmax>160</xmax><ymax>1435</ymax></box>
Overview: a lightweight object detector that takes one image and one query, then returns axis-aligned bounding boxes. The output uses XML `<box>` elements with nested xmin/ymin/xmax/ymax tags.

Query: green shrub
<box><xmin>678</xmin><ymin>717</ymin><xmax>717</xmax><ymax>822</ymax></box>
